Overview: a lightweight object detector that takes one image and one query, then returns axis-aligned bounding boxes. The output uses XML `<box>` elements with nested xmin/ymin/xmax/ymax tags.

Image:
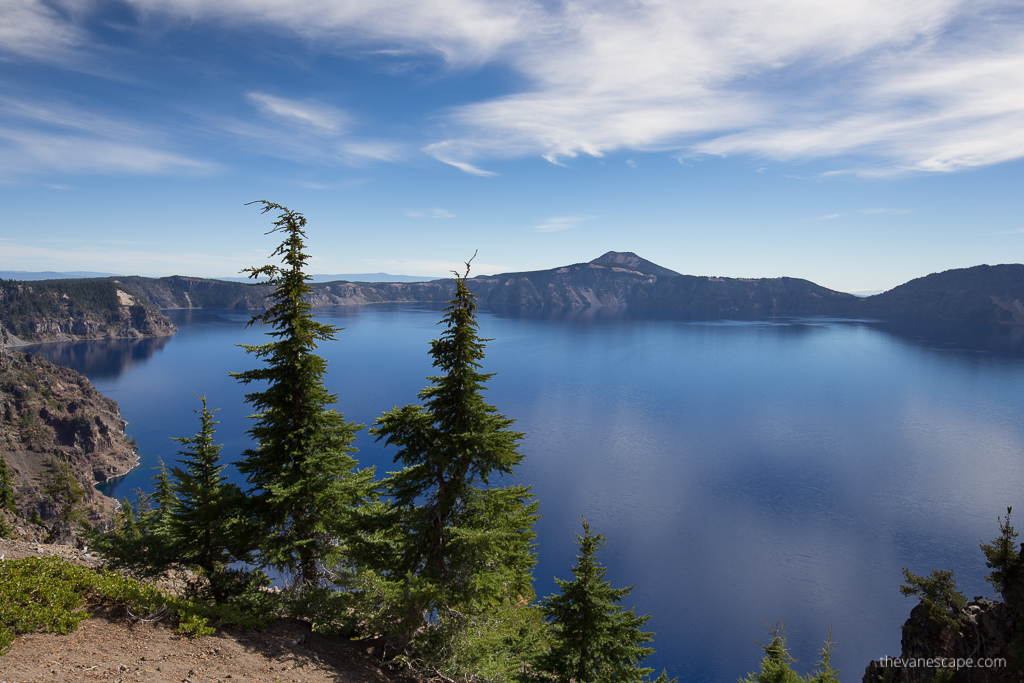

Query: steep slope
<box><xmin>0</xmin><ymin>350</ymin><xmax>137</xmax><ymax>526</ymax></box>
<box><xmin>0</xmin><ymin>279</ymin><xmax>176</xmax><ymax>344</ymax></box>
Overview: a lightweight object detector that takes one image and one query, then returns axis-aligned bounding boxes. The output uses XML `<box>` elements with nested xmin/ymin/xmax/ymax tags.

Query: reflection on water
<box><xmin>22</xmin><ymin>305</ymin><xmax>1024</xmax><ymax>683</ymax></box>
<box><xmin>24</xmin><ymin>334</ymin><xmax>172</xmax><ymax>378</ymax></box>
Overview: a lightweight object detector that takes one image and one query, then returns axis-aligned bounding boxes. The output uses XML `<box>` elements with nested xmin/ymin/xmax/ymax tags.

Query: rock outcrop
<box><xmin>0</xmin><ymin>279</ymin><xmax>176</xmax><ymax>345</ymax></box>
<box><xmin>0</xmin><ymin>349</ymin><xmax>137</xmax><ymax>530</ymax></box>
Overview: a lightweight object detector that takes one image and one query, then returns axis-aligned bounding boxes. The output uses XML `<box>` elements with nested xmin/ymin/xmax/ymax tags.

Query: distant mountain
<box><xmin>856</xmin><ymin>264</ymin><xmax>1024</xmax><ymax>324</ymax></box>
<box><xmin>0</xmin><ymin>271</ymin><xmax>118</xmax><ymax>281</ymax></box>
<box><xmin>5</xmin><ymin>256</ymin><xmax>1024</xmax><ymax>336</ymax></box>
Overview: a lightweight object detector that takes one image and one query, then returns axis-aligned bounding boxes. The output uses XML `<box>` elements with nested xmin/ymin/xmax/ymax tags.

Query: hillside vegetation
<box><xmin>0</xmin><ymin>279</ymin><xmax>175</xmax><ymax>344</ymax></box>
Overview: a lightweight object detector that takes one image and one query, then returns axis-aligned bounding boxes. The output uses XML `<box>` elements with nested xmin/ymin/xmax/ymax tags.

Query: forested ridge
<box><xmin>0</xmin><ymin>278</ymin><xmax>176</xmax><ymax>344</ymax></box>
<box><xmin>5</xmin><ymin>256</ymin><xmax>1024</xmax><ymax>343</ymax></box>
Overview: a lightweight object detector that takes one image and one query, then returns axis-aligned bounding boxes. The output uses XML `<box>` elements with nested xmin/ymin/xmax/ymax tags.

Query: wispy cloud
<box><xmin>532</xmin><ymin>215</ymin><xmax>598</xmax><ymax>233</ymax></box>
<box><xmin>6</xmin><ymin>0</ymin><xmax>1024</xmax><ymax>177</ymax></box>
<box><xmin>0</xmin><ymin>237</ymin><xmax>260</xmax><ymax>275</ymax></box>
<box><xmin>406</xmin><ymin>208</ymin><xmax>455</xmax><ymax>218</ymax></box>
<box><xmin>0</xmin><ymin>0</ymin><xmax>91</xmax><ymax>67</ymax></box>
<box><xmin>247</xmin><ymin>92</ymin><xmax>348</xmax><ymax>133</ymax></box>
<box><xmin>812</xmin><ymin>208</ymin><xmax>912</xmax><ymax>221</ymax></box>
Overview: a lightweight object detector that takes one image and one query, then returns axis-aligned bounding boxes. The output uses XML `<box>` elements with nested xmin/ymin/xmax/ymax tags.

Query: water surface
<box><xmin>28</xmin><ymin>306</ymin><xmax>1024</xmax><ymax>683</ymax></box>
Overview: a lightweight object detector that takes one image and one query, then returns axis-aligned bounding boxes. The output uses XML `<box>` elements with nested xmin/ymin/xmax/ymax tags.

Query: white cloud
<box><xmin>812</xmin><ymin>208</ymin><xmax>912</xmax><ymax>221</ymax></box>
<box><xmin>247</xmin><ymin>92</ymin><xmax>348</xmax><ymax>133</ymax></box>
<box><xmin>406</xmin><ymin>208</ymin><xmax>456</xmax><ymax>218</ymax></box>
<box><xmin>532</xmin><ymin>215</ymin><xmax>598</xmax><ymax>233</ymax></box>
<box><xmin>0</xmin><ymin>96</ymin><xmax>215</xmax><ymax>177</ymax></box>
<box><xmin>0</xmin><ymin>237</ymin><xmax>257</xmax><ymax>275</ymax></box>
<box><xmin>0</xmin><ymin>0</ymin><xmax>90</xmax><ymax>67</ymax></box>
<box><xmin>6</xmin><ymin>0</ymin><xmax>1024</xmax><ymax>176</ymax></box>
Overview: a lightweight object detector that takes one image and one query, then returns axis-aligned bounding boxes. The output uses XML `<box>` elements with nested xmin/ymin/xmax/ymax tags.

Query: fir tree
<box><xmin>168</xmin><ymin>395</ymin><xmax>247</xmax><ymax>598</ymax></box>
<box><xmin>980</xmin><ymin>506</ymin><xmax>1023</xmax><ymax>597</ymax></box>
<box><xmin>42</xmin><ymin>457</ymin><xmax>87</xmax><ymax>524</ymax></box>
<box><xmin>233</xmin><ymin>201</ymin><xmax>373</xmax><ymax>588</ymax></box>
<box><xmin>0</xmin><ymin>455</ymin><xmax>16</xmax><ymax>512</ymax></box>
<box><xmin>369</xmin><ymin>259</ymin><xmax>538</xmax><ymax>618</ymax></box>
<box><xmin>535</xmin><ymin>517</ymin><xmax>674</xmax><ymax>683</ymax></box>
<box><xmin>739</xmin><ymin>623</ymin><xmax>801</xmax><ymax>683</ymax></box>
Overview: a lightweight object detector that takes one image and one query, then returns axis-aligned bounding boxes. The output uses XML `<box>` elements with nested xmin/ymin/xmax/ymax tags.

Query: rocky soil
<box><xmin>0</xmin><ymin>539</ymin><xmax>419</xmax><ymax>683</ymax></box>
<box><xmin>0</xmin><ymin>349</ymin><xmax>138</xmax><ymax>528</ymax></box>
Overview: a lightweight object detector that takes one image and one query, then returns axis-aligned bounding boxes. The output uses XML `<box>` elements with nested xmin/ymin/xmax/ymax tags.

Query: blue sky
<box><xmin>1</xmin><ymin>0</ymin><xmax>1022</xmax><ymax>292</ymax></box>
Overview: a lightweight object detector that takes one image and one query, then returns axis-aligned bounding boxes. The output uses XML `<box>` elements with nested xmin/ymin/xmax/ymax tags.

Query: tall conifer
<box><xmin>168</xmin><ymin>395</ymin><xmax>246</xmax><ymax>597</ymax></box>
<box><xmin>536</xmin><ymin>518</ymin><xmax>674</xmax><ymax>683</ymax></box>
<box><xmin>234</xmin><ymin>201</ymin><xmax>372</xmax><ymax>588</ymax></box>
<box><xmin>369</xmin><ymin>259</ymin><xmax>538</xmax><ymax>635</ymax></box>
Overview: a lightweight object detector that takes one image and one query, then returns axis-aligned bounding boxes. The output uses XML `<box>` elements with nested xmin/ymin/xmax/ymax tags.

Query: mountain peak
<box><xmin>589</xmin><ymin>251</ymin><xmax>680</xmax><ymax>277</ymax></box>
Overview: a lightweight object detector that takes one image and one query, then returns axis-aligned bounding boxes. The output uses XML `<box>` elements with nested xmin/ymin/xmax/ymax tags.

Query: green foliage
<box><xmin>29</xmin><ymin>508</ymin><xmax>44</xmax><ymax>527</ymax></box>
<box><xmin>0</xmin><ymin>555</ymin><xmax>288</xmax><ymax>655</ymax></box>
<box><xmin>0</xmin><ymin>279</ymin><xmax>155</xmax><ymax>342</ymax></box>
<box><xmin>92</xmin><ymin>468</ymin><xmax>177</xmax><ymax>577</ymax></box>
<box><xmin>168</xmin><ymin>395</ymin><xmax>248</xmax><ymax>600</ymax></box>
<box><xmin>535</xmin><ymin>518</ymin><xmax>674</xmax><ymax>683</ymax></box>
<box><xmin>900</xmin><ymin>568</ymin><xmax>967</xmax><ymax>631</ymax></box>
<box><xmin>740</xmin><ymin>624</ymin><xmax>802</xmax><ymax>683</ymax></box>
<box><xmin>233</xmin><ymin>201</ymin><xmax>373</xmax><ymax>588</ymax></box>
<box><xmin>740</xmin><ymin>624</ymin><xmax>839</xmax><ymax>683</ymax></box>
<box><xmin>366</xmin><ymin>258</ymin><xmax>539</xmax><ymax>651</ymax></box>
<box><xmin>980</xmin><ymin>506</ymin><xmax>1023</xmax><ymax>596</ymax></box>
<box><xmin>0</xmin><ymin>455</ymin><xmax>16</xmax><ymax>512</ymax></box>
<box><xmin>42</xmin><ymin>457</ymin><xmax>87</xmax><ymax>524</ymax></box>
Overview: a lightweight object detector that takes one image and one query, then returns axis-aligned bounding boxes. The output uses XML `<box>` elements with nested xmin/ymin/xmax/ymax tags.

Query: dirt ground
<box><xmin>0</xmin><ymin>539</ymin><xmax>418</xmax><ymax>683</ymax></box>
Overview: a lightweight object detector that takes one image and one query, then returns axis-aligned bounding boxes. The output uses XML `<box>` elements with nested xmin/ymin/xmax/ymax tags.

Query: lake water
<box><xmin>27</xmin><ymin>306</ymin><xmax>1024</xmax><ymax>683</ymax></box>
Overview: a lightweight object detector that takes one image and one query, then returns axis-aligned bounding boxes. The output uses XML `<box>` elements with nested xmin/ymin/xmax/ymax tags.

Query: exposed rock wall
<box><xmin>0</xmin><ymin>349</ymin><xmax>137</xmax><ymax>526</ymax></box>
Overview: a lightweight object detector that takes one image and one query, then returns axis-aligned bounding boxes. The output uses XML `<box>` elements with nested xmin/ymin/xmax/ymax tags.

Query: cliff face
<box><xmin>863</xmin><ymin>565</ymin><xmax>1024</xmax><ymax>683</ymax></box>
<box><xmin>0</xmin><ymin>279</ymin><xmax>176</xmax><ymax>344</ymax></box>
<box><xmin>0</xmin><ymin>349</ymin><xmax>137</xmax><ymax>526</ymax></box>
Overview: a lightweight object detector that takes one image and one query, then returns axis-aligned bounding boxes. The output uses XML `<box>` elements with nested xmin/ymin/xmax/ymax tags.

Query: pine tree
<box><xmin>233</xmin><ymin>201</ymin><xmax>373</xmax><ymax>588</ymax></box>
<box><xmin>42</xmin><ymin>457</ymin><xmax>87</xmax><ymax>524</ymax></box>
<box><xmin>980</xmin><ymin>506</ymin><xmax>1023</xmax><ymax>596</ymax></box>
<box><xmin>0</xmin><ymin>455</ymin><xmax>16</xmax><ymax>512</ymax></box>
<box><xmin>168</xmin><ymin>395</ymin><xmax>247</xmax><ymax>598</ymax></box>
<box><xmin>535</xmin><ymin>517</ymin><xmax>674</xmax><ymax>683</ymax></box>
<box><xmin>366</xmin><ymin>258</ymin><xmax>539</xmax><ymax>650</ymax></box>
<box><xmin>740</xmin><ymin>623</ymin><xmax>802</xmax><ymax>683</ymax></box>
<box><xmin>92</xmin><ymin>464</ymin><xmax>177</xmax><ymax>576</ymax></box>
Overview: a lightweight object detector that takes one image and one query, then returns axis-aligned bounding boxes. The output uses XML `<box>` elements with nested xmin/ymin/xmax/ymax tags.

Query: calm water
<box><xmin>27</xmin><ymin>306</ymin><xmax>1024</xmax><ymax>683</ymax></box>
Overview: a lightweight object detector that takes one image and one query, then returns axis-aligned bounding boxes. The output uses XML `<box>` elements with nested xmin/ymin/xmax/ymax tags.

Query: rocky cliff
<box><xmin>0</xmin><ymin>349</ymin><xmax>137</xmax><ymax>528</ymax></box>
<box><xmin>0</xmin><ymin>279</ymin><xmax>176</xmax><ymax>345</ymax></box>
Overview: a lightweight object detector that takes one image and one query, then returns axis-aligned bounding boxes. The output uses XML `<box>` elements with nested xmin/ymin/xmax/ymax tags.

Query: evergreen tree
<box><xmin>42</xmin><ymin>457</ymin><xmax>87</xmax><ymax>524</ymax></box>
<box><xmin>535</xmin><ymin>517</ymin><xmax>673</xmax><ymax>683</ymax></box>
<box><xmin>233</xmin><ymin>201</ymin><xmax>373</xmax><ymax>588</ymax></box>
<box><xmin>0</xmin><ymin>455</ymin><xmax>16</xmax><ymax>512</ymax></box>
<box><xmin>92</xmin><ymin>465</ymin><xmax>176</xmax><ymax>576</ymax></box>
<box><xmin>368</xmin><ymin>260</ymin><xmax>539</xmax><ymax>627</ymax></box>
<box><xmin>980</xmin><ymin>506</ymin><xmax>1023</xmax><ymax>596</ymax></box>
<box><xmin>168</xmin><ymin>395</ymin><xmax>247</xmax><ymax>599</ymax></box>
<box><xmin>146</xmin><ymin>457</ymin><xmax>175</xmax><ymax>536</ymax></box>
<box><xmin>739</xmin><ymin>624</ymin><xmax>801</xmax><ymax>683</ymax></box>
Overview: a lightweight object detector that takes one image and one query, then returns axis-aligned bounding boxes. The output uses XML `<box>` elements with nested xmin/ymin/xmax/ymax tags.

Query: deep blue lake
<box><xmin>27</xmin><ymin>305</ymin><xmax>1024</xmax><ymax>683</ymax></box>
